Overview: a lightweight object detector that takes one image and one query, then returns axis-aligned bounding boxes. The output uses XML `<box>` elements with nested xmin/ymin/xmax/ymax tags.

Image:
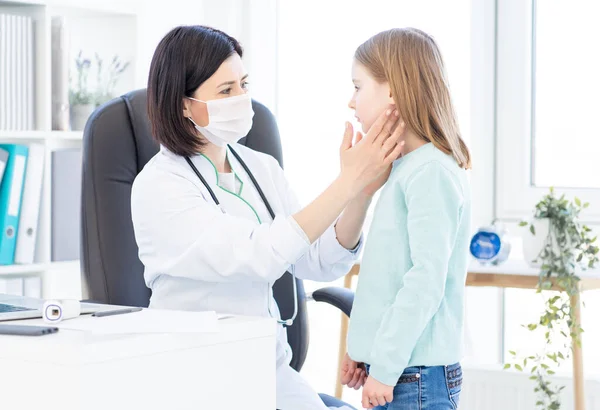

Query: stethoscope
<box><xmin>185</xmin><ymin>145</ymin><xmax>298</xmax><ymax>327</ymax></box>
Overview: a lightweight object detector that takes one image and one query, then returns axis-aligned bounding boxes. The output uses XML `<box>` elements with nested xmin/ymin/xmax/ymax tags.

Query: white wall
<box><xmin>134</xmin><ymin>0</ymin><xmax>205</xmax><ymax>89</ymax></box>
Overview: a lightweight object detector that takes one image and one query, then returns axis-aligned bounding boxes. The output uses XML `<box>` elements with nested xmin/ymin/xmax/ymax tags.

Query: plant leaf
<box><xmin>530</xmin><ymin>225</ymin><xmax>536</xmax><ymax>235</ymax></box>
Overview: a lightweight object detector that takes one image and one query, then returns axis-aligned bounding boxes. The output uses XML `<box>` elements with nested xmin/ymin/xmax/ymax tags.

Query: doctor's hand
<box><xmin>339</xmin><ymin>107</ymin><xmax>405</xmax><ymax>197</ymax></box>
<box><xmin>362</xmin><ymin>376</ymin><xmax>394</xmax><ymax>409</ymax></box>
<box><xmin>358</xmin><ymin>122</ymin><xmax>405</xmax><ymax>197</ymax></box>
<box><xmin>340</xmin><ymin>353</ymin><xmax>367</xmax><ymax>390</ymax></box>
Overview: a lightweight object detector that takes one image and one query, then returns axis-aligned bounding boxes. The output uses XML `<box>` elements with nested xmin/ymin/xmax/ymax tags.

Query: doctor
<box><xmin>131</xmin><ymin>25</ymin><xmax>404</xmax><ymax>409</ymax></box>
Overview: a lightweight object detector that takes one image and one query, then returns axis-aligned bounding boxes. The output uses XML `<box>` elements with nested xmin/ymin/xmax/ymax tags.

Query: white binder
<box><xmin>14</xmin><ymin>143</ymin><xmax>44</xmax><ymax>264</ymax></box>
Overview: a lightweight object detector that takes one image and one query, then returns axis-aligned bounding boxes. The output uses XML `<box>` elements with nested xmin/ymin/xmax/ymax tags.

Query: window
<box><xmin>496</xmin><ymin>0</ymin><xmax>600</xmax><ymax>221</ymax></box>
<box><xmin>497</xmin><ymin>0</ymin><xmax>600</xmax><ymax>372</ymax></box>
<box><xmin>532</xmin><ymin>1</ymin><xmax>600</xmax><ymax>189</ymax></box>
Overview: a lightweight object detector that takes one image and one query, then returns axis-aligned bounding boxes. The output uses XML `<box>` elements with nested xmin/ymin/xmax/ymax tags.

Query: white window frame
<box><xmin>495</xmin><ymin>0</ymin><xmax>600</xmax><ymax>222</ymax></box>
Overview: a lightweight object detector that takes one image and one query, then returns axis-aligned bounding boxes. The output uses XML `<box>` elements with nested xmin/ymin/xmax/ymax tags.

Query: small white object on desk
<box><xmin>42</xmin><ymin>299</ymin><xmax>80</xmax><ymax>323</ymax></box>
<box><xmin>56</xmin><ymin>308</ymin><xmax>219</xmax><ymax>335</ymax></box>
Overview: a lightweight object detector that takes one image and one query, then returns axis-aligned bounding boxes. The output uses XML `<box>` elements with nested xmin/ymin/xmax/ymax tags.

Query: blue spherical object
<box><xmin>470</xmin><ymin>231</ymin><xmax>502</xmax><ymax>261</ymax></box>
<box><xmin>470</xmin><ymin>223</ymin><xmax>512</xmax><ymax>265</ymax></box>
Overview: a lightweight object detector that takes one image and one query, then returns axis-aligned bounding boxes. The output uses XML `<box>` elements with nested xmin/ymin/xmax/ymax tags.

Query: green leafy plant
<box><xmin>505</xmin><ymin>187</ymin><xmax>599</xmax><ymax>409</ymax></box>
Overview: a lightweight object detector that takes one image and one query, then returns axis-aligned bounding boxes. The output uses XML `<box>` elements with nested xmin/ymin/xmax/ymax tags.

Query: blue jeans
<box><xmin>366</xmin><ymin>363</ymin><xmax>462</xmax><ymax>409</ymax></box>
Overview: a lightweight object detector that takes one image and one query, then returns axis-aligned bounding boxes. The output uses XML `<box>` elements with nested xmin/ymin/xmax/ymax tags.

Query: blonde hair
<box><xmin>355</xmin><ymin>28</ymin><xmax>471</xmax><ymax>169</ymax></box>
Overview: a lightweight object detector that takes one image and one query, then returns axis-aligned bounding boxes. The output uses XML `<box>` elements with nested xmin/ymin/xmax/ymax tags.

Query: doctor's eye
<box><xmin>220</xmin><ymin>87</ymin><xmax>232</xmax><ymax>95</ymax></box>
<box><xmin>242</xmin><ymin>81</ymin><xmax>250</xmax><ymax>90</ymax></box>
<box><xmin>354</xmin><ymin>85</ymin><xmax>360</xmax><ymax>91</ymax></box>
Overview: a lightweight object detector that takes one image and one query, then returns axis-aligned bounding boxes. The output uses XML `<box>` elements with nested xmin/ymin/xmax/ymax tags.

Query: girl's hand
<box><xmin>340</xmin><ymin>353</ymin><xmax>367</xmax><ymax>390</ymax></box>
<box><xmin>362</xmin><ymin>376</ymin><xmax>394</xmax><ymax>409</ymax></box>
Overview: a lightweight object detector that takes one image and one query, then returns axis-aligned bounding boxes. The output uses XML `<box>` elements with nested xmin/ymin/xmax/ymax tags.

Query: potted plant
<box><xmin>521</xmin><ymin>216</ymin><xmax>551</xmax><ymax>268</ymax></box>
<box><xmin>94</xmin><ymin>53</ymin><xmax>130</xmax><ymax>108</ymax></box>
<box><xmin>506</xmin><ymin>187</ymin><xmax>599</xmax><ymax>409</ymax></box>
<box><xmin>69</xmin><ymin>51</ymin><xmax>130</xmax><ymax>130</ymax></box>
<box><xmin>69</xmin><ymin>51</ymin><xmax>95</xmax><ymax>131</ymax></box>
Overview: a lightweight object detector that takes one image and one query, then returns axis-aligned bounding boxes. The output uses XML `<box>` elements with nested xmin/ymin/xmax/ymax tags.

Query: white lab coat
<box><xmin>131</xmin><ymin>144</ymin><xmax>361</xmax><ymax>410</ymax></box>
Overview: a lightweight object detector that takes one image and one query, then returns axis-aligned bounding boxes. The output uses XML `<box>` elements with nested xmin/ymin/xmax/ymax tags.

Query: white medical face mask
<box><xmin>186</xmin><ymin>93</ymin><xmax>254</xmax><ymax>147</ymax></box>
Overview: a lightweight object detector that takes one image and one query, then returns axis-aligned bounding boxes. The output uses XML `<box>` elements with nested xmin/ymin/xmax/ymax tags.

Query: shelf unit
<box><xmin>0</xmin><ymin>260</ymin><xmax>78</xmax><ymax>276</ymax></box>
<box><xmin>0</xmin><ymin>0</ymin><xmax>139</xmax><ymax>299</ymax></box>
<box><xmin>0</xmin><ymin>130</ymin><xmax>83</xmax><ymax>140</ymax></box>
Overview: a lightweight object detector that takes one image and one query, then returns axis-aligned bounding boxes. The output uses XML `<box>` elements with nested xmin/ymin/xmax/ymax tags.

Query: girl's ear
<box><xmin>387</xmin><ymin>87</ymin><xmax>395</xmax><ymax>105</ymax></box>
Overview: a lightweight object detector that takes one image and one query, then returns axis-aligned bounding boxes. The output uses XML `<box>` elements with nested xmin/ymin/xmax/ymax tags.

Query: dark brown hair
<box><xmin>147</xmin><ymin>25</ymin><xmax>243</xmax><ymax>156</ymax></box>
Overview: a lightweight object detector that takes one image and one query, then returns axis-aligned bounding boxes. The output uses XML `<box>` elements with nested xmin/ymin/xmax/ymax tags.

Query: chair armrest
<box><xmin>312</xmin><ymin>286</ymin><xmax>354</xmax><ymax>317</ymax></box>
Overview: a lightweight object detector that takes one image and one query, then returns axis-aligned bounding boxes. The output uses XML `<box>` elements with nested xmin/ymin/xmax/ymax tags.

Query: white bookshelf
<box><xmin>0</xmin><ymin>259</ymin><xmax>78</xmax><ymax>276</ymax></box>
<box><xmin>0</xmin><ymin>130</ymin><xmax>82</xmax><ymax>140</ymax></box>
<box><xmin>0</xmin><ymin>0</ymin><xmax>139</xmax><ymax>299</ymax></box>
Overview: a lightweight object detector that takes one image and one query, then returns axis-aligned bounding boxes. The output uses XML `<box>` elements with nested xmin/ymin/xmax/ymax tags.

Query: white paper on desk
<box><xmin>57</xmin><ymin>309</ymin><xmax>219</xmax><ymax>335</ymax></box>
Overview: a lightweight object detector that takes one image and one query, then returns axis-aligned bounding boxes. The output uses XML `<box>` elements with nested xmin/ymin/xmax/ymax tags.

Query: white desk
<box><xmin>0</xmin><ymin>313</ymin><xmax>277</xmax><ymax>410</ymax></box>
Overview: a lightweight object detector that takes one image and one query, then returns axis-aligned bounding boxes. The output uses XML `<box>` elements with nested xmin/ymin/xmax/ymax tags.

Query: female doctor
<box><xmin>130</xmin><ymin>25</ymin><xmax>404</xmax><ymax>410</ymax></box>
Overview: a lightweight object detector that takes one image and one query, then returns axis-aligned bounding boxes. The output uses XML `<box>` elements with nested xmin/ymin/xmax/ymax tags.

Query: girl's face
<box><xmin>348</xmin><ymin>60</ymin><xmax>394</xmax><ymax>133</ymax></box>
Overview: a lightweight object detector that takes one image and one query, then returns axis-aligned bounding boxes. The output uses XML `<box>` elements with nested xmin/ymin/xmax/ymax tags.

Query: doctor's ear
<box><xmin>182</xmin><ymin>98</ymin><xmax>193</xmax><ymax>117</ymax></box>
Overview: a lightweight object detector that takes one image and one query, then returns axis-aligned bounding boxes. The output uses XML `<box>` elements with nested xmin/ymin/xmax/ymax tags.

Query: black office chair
<box><xmin>80</xmin><ymin>88</ymin><xmax>356</xmax><ymax>409</ymax></box>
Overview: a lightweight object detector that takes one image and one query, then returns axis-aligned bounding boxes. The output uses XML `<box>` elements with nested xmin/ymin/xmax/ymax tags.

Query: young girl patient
<box><xmin>341</xmin><ymin>28</ymin><xmax>472</xmax><ymax>410</ymax></box>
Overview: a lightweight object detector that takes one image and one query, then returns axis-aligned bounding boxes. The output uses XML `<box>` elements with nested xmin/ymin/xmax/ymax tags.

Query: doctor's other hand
<box><xmin>339</xmin><ymin>107</ymin><xmax>405</xmax><ymax>197</ymax></box>
<box><xmin>362</xmin><ymin>376</ymin><xmax>394</xmax><ymax>409</ymax></box>
<box><xmin>340</xmin><ymin>353</ymin><xmax>367</xmax><ymax>390</ymax></box>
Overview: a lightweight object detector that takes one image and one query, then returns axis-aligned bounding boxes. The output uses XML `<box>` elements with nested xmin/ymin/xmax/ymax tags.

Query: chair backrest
<box><xmin>80</xmin><ymin>89</ymin><xmax>309</xmax><ymax>371</ymax></box>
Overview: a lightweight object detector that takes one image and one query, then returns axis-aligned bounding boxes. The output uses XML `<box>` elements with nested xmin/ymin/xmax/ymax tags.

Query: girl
<box><xmin>341</xmin><ymin>28</ymin><xmax>472</xmax><ymax>409</ymax></box>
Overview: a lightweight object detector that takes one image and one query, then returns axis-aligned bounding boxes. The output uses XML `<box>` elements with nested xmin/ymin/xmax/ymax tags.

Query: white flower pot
<box><xmin>70</xmin><ymin>104</ymin><xmax>95</xmax><ymax>131</ymax></box>
<box><xmin>521</xmin><ymin>217</ymin><xmax>551</xmax><ymax>268</ymax></box>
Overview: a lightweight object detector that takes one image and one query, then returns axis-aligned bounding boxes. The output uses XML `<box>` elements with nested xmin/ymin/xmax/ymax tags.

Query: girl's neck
<box><xmin>401</xmin><ymin>131</ymin><xmax>428</xmax><ymax>155</ymax></box>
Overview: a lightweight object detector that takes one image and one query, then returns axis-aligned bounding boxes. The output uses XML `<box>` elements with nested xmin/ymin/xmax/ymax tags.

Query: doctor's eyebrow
<box><xmin>217</xmin><ymin>74</ymin><xmax>249</xmax><ymax>88</ymax></box>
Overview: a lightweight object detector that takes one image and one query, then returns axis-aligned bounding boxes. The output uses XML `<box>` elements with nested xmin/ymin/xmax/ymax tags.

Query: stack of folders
<box><xmin>0</xmin><ymin>144</ymin><xmax>45</xmax><ymax>298</ymax></box>
<box><xmin>0</xmin><ymin>13</ymin><xmax>35</xmax><ymax>130</ymax></box>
